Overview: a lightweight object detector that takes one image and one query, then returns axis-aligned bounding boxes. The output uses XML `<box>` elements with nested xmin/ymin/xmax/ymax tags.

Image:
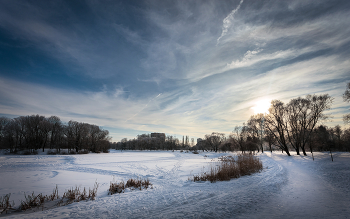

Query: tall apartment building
<box><xmin>151</xmin><ymin>133</ymin><xmax>166</xmax><ymax>139</ymax></box>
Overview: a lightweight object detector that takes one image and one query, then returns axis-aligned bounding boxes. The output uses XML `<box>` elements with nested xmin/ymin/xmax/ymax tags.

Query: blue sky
<box><xmin>1</xmin><ymin>0</ymin><xmax>350</xmax><ymax>142</ymax></box>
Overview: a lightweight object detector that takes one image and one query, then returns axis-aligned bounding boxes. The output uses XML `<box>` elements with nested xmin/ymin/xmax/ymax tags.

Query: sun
<box><xmin>251</xmin><ymin>99</ymin><xmax>271</xmax><ymax>114</ymax></box>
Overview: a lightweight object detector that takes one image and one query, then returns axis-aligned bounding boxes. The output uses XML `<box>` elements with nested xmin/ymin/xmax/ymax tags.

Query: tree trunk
<box><xmin>301</xmin><ymin>147</ymin><xmax>307</xmax><ymax>156</ymax></box>
<box><xmin>285</xmin><ymin>148</ymin><xmax>291</xmax><ymax>156</ymax></box>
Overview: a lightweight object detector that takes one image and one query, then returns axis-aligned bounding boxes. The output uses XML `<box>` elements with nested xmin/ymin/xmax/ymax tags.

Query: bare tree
<box><xmin>204</xmin><ymin>132</ymin><xmax>225</xmax><ymax>152</ymax></box>
<box><xmin>0</xmin><ymin>117</ymin><xmax>11</xmax><ymax>148</ymax></box>
<box><xmin>25</xmin><ymin>115</ymin><xmax>46</xmax><ymax>151</ymax></box>
<box><xmin>264</xmin><ymin>95</ymin><xmax>332</xmax><ymax>156</ymax></box>
<box><xmin>47</xmin><ymin>116</ymin><xmax>63</xmax><ymax>152</ymax></box>
<box><xmin>285</xmin><ymin>94</ymin><xmax>333</xmax><ymax>155</ymax></box>
<box><xmin>264</xmin><ymin>100</ymin><xmax>291</xmax><ymax>156</ymax></box>
<box><xmin>39</xmin><ymin>118</ymin><xmax>51</xmax><ymax>152</ymax></box>
<box><xmin>230</xmin><ymin>125</ymin><xmax>248</xmax><ymax>153</ymax></box>
<box><xmin>343</xmin><ymin>82</ymin><xmax>350</xmax><ymax>124</ymax></box>
<box><xmin>265</xmin><ymin>128</ymin><xmax>276</xmax><ymax>153</ymax></box>
<box><xmin>342</xmin><ymin>127</ymin><xmax>350</xmax><ymax>151</ymax></box>
<box><xmin>247</xmin><ymin>114</ymin><xmax>265</xmax><ymax>153</ymax></box>
<box><xmin>3</xmin><ymin>119</ymin><xmax>16</xmax><ymax>152</ymax></box>
<box><xmin>332</xmin><ymin>125</ymin><xmax>343</xmax><ymax>150</ymax></box>
<box><xmin>14</xmin><ymin>116</ymin><xmax>26</xmax><ymax>151</ymax></box>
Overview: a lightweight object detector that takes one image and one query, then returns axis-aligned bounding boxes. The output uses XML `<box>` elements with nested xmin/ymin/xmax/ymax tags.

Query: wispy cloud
<box><xmin>217</xmin><ymin>0</ymin><xmax>244</xmax><ymax>44</ymax></box>
<box><xmin>125</xmin><ymin>93</ymin><xmax>162</xmax><ymax>122</ymax></box>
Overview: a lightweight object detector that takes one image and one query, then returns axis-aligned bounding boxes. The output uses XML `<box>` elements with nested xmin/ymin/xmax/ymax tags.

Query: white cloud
<box><xmin>217</xmin><ymin>0</ymin><xmax>244</xmax><ymax>44</ymax></box>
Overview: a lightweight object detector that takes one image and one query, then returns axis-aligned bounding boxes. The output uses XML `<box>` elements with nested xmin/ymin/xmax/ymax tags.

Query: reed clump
<box><xmin>191</xmin><ymin>153</ymin><xmax>263</xmax><ymax>183</ymax></box>
<box><xmin>0</xmin><ymin>183</ymin><xmax>99</xmax><ymax>214</ymax></box>
<box><xmin>0</xmin><ymin>193</ymin><xmax>15</xmax><ymax>214</ymax></box>
<box><xmin>60</xmin><ymin>182</ymin><xmax>98</xmax><ymax>205</ymax></box>
<box><xmin>109</xmin><ymin>178</ymin><xmax>152</xmax><ymax>195</ymax></box>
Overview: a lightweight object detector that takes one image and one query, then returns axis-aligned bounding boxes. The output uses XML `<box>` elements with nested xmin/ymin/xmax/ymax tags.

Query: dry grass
<box><xmin>47</xmin><ymin>185</ymin><xmax>60</xmax><ymax>201</ymax></box>
<box><xmin>0</xmin><ymin>193</ymin><xmax>15</xmax><ymax>214</ymax></box>
<box><xmin>109</xmin><ymin>178</ymin><xmax>152</xmax><ymax>195</ymax></box>
<box><xmin>191</xmin><ymin>153</ymin><xmax>263</xmax><ymax>183</ymax></box>
<box><xmin>108</xmin><ymin>181</ymin><xmax>125</xmax><ymax>195</ymax></box>
<box><xmin>1</xmin><ymin>183</ymin><xmax>99</xmax><ymax>214</ymax></box>
<box><xmin>18</xmin><ymin>192</ymin><xmax>46</xmax><ymax>211</ymax></box>
<box><xmin>60</xmin><ymin>182</ymin><xmax>99</xmax><ymax>205</ymax></box>
<box><xmin>17</xmin><ymin>185</ymin><xmax>61</xmax><ymax>211</ymax></box>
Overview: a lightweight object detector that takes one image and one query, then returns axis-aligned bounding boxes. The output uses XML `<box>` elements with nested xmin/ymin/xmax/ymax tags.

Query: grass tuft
<box><xmin>19</xmin><ymin>192</ymin><xmax>46</xmax><ymax>211</ymax></box>
<box><xmin>108</xmin><ymin>178</ymin><xmax>152</xmax><ymax>195</ymax></box>
<box><xmin>108</xmin><ymin>181</ymin><xmax>125</xmax><ymax>195</ymax></box>
<box><xmin>1</xmin><ymin>183</ymin><xmax>99</xmax><ymax>214</ymax></box>
<box><xmin>0</xmin><ymin>193</ymin><xmax>15</xmax><ymax>214</ymax></box>
<box><xmin>191</xmin><ymin>153</ymin><xmax>263</xmax><ymax>183</ymax></box>
<box><xmin>61</xmin><ymin>182</ymin><xmax>99</xmax><ymax>205</ymax></box>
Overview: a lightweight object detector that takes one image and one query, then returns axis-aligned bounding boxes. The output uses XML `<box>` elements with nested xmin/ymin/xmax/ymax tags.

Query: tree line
<box><xmin>113</xmin><ymin>84</ymin><xmax>350</xmax><ymax>156</ymax></box>
<box><xmin>0</xmin><ymin>115</ymin><xmax>111</xmax><ymax>153</ymax></box>
<box><xmin>110</xmin><ymin>134</ymin><xmax>195</xmax><ymax>151</ymax></box>
<box><xmin>200</xmin><ymin>84</ymin><xmax>350</xmax><ymax>155</ymax></box>
<box><xmin>230</xmin><ymin>94</ymin><xmax>335</xmax><ymax>156</ymax></box>
<box><xmin>2</xmin><ymin>84</ymin><xmax>349</xmax><ymax>156</ymax></box>
<box><xmin>199</xmin><ymin>93</ymin><xmax>349</xmax><ymax>156</ymax></box>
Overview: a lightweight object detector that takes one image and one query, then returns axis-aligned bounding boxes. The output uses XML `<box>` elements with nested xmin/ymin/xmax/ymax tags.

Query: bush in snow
<box><xmin>60</xmin><ymin>182</ymin><xmax>98</xmax><ymax>205</ymax></box>
<box><xmin>0</xmin><ymin>193</ymin><xmax>15</xmax><ymax>214</ymax></box>
<box><xmin>191</xmin><ymin>153</ymin><xmax>263</xmax><ymax>183</ymax></box>
<box><xmin>109</xmin><ymin>178</ymin><xmax>152</xmax><ymax>195</ymax></box>
<box><xmin>1</xmin><ymin>183</ymin><xmax>99</xmax><ymax>214</ymax></box>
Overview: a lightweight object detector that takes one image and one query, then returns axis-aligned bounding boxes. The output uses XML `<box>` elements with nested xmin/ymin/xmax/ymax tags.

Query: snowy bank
<box><xmin>0</xmin><ymin>150</ymin><xmax>349</xmax><ymax>218</ymax></box>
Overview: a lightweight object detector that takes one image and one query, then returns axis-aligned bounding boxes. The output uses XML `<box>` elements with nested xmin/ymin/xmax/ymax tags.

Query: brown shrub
<box><xmin>62</xmin><ymin>182</ymin><xmax>99</xmax><ymax>204</ymax></box>
<box><xmin>47</xmin><ymin>185</ymin><xmax>60</xmax><ymax>201</ymax></box>
<box><xmin>1</xmin><ymin>182</ymin><xmax>99</xmax><ymax>214</ymax></box>
<box><xmin>191</xmin><ymin>153</ymin><xmax>263</xmax><ymax>183</ymax></box>
<box><xmin>0</xmin><ymin>194</ymin><xmax>15</xmax><ymax>214</ymax></box>
<box><xmin>108</xmin><ymin>181</ymin><xmax>125</xmax><ymax>195</ymax></box>
<box><xmin>19</xmin><ymin>192</ymin><xmax>46</xmax><ymax>211</ymax></box>
<box><xmin>109</xmin><ymin>178</ymin><xmax>152</xmax><ymax>195</ymax></box>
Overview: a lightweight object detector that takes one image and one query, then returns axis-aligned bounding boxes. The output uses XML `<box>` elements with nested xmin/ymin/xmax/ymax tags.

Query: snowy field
<box><xmin>0</xmin><ymin>150</ymin><xmax>349</xmax><ymax>218</ymax></box>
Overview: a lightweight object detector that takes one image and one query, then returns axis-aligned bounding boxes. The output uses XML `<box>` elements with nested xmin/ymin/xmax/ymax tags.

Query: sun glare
<box><xmin>251</xmin><ymin>99</ymin><xmax>271</xmax><ymax>114</ymax></box>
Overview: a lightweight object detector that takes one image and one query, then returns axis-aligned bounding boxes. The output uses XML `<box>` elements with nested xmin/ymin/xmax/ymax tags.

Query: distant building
<box><xmin>151</xmin><ymin>133</ymin><xmax>166</xmax><ymax>140</ymax></box>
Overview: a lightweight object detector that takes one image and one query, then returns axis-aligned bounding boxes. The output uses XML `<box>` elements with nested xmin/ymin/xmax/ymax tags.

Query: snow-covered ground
<box><xmin>0</xmin><ymin>150</ymin><xmax>349</xmax><ymax>218</ymax></box>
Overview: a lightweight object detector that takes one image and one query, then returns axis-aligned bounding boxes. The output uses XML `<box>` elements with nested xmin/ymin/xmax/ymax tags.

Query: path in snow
<box><xmin>240</xmin><ymin>152</ymin><xmax>350</xmax><ymax>219</ymax></box>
